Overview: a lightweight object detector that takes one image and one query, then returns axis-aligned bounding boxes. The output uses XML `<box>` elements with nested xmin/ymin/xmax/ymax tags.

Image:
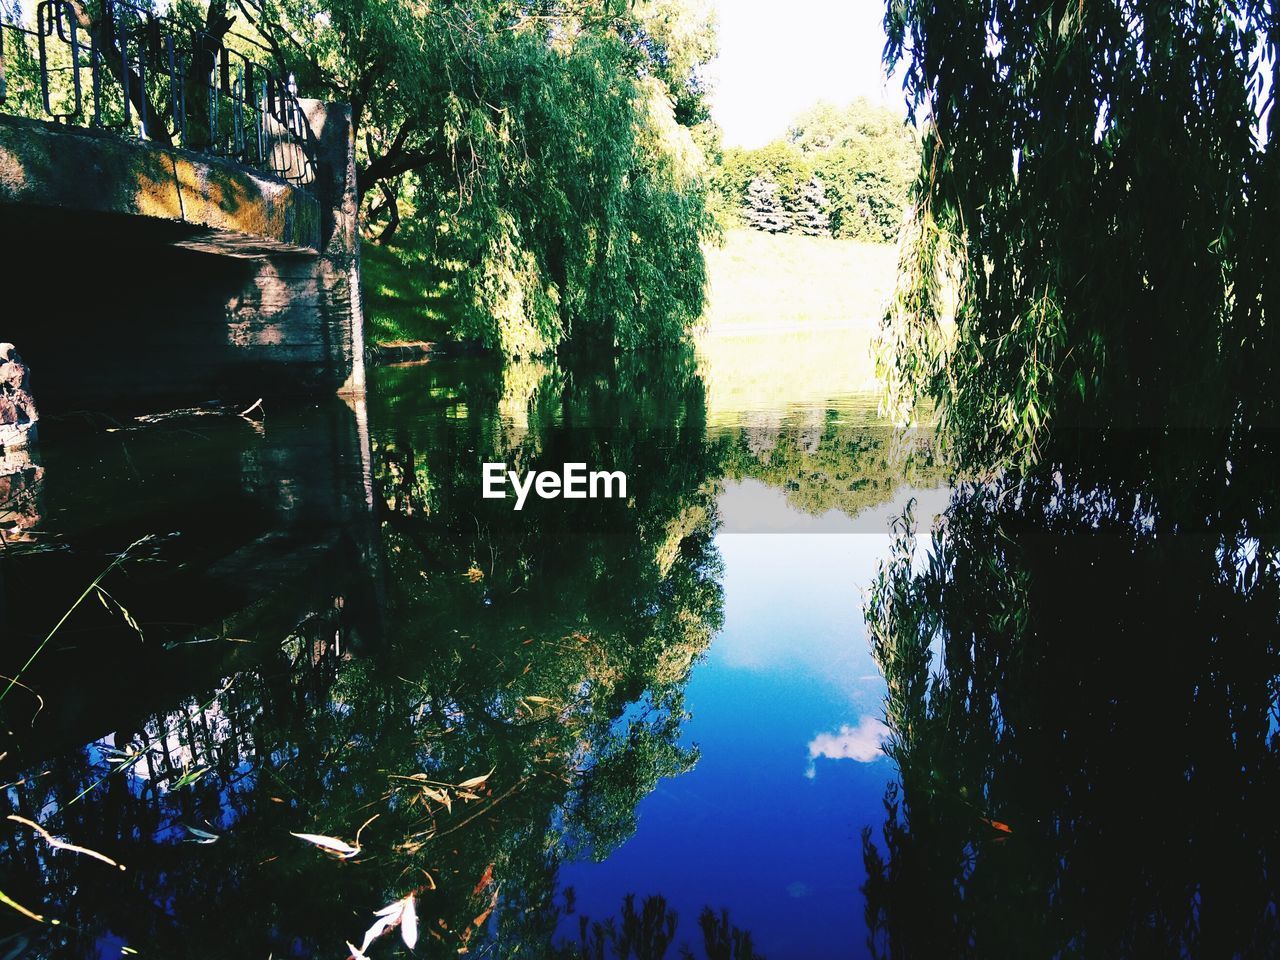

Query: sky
<box><xmin>708</xmin><ymin>0</ymin><xmax>905</xmax><ymax>148</ymax></box>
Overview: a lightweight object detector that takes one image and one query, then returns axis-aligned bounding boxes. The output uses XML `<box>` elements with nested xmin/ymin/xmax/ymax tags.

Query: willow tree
<box><xmin>215</xmin><ymin>0</ymin><xmax>717</xmax><ymax>357</ymax></box>
<box><xmin>878</xmin><ymin>1</ymin><xmax>1280</xmax><ymax>473</ymax></box>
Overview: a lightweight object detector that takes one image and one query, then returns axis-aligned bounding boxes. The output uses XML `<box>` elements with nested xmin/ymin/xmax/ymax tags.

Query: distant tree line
<box><xmin>710</xmin><ymin>99</ymin><xmax>918</xmax><ymax>243</ymax></box>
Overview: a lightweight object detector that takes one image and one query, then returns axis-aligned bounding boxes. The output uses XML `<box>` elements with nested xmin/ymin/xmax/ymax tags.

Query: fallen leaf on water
<box><xmin>183</xmin><ymin>825</ymin><xmax>220</xmax><ymax>844</ymax></box>
<box><xmin>472</xmin><ymin>863</ymin><xmax>495</xmax><ymax>896</ymax></box>
<box><xmin>348</xmin><ymin>894</ymin><xmax>418</xmax><ymax>957</ymax></box>
<box><xmin>401</xmin><ymin>895</ymin><xmax>419</xmax><ymax>948</ymax></box>
<box><xmin>0</xmin><ymin>888</ymin><xmax>50</xmax><ymax>923</ymax></box>
<box><xmin>291</xmin><ymin>833</ymin><xmax>360</xmax><ymax>859</ymax></box>
<box><xmin>457</xmin><ymin>769</ymin><xmax>494</xmax><ymax>790</ymax></box>
<box><xmin>7</xmin><ymin>815</ymin><xmax>125</xmax><ymax>871</ymax></box>
<box><xmin>171</xmin><ymin>765</ymin><xmax>209</xmax><ymax>790</ymax></box>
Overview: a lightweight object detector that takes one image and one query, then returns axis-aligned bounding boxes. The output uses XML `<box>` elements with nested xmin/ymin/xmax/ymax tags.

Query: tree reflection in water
<box><xmin>0</xmin><ymin>350</ymin><xmax>942</xmax><ymax>958</ymax></box>
<box><xmin>863</xmin><ymin>432</ymin><xmax>1280</xmax><ymax>958</ymax></box>
<box><xmin>0</xmin><ymin>353</ymin><xmax>727</xmax><ymax>958</ymax></box>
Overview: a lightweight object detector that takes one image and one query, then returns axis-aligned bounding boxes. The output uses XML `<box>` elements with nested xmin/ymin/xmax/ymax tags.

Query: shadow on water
<box><xmin>863</xmin><ymin>429</ymin><xmax>1280</xmax><ymax>958</ymax></box>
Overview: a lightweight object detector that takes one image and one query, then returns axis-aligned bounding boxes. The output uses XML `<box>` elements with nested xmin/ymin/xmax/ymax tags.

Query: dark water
<box><xmin>1</xmin><ymin>352</ymin><xmax>1278</xmax><ymax>958</ymax></box>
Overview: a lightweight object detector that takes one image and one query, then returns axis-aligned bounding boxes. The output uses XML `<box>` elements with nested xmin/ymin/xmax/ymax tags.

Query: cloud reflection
<box><xmin>806</xmin><ymin>716</ymin><xmax>888</xmax><ymax>776</ymax></box>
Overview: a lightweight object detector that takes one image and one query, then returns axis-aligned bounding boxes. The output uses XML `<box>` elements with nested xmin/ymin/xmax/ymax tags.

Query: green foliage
<box><xmin>710</xmin><ymin>99</ymin><xmax>916</xmax><ymax>242</ymax></box>
<box><xmin>863</xmin><ymin>429</ymin><xmax>1280</xmax><ymax>956</ymax></box>
<box><xmin>743</xmin><ymin>175</ymin><xmax>792</xmax><ymax>233</ymax></box>
<box><xmin>879</xmin><ymin>0</ymin><xmax>1280</xmax><ymax>475</ymax></box>
<box><xmin>718</xmin><ymin>410</ymin><xmax>941</xmax><ymax>519</ymax></box>
<box><xmin>361</xmin><ymin>239</ymin><xmax>456</xmax><ymax>345</ymax></box>
<box><xmin>228</xmin><ymin>0</ymin><xmax>717</xmax><ymax>356</ymax></box>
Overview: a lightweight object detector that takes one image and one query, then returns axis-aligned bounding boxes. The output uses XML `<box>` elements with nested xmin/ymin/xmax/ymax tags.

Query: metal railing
<box><xmin>0</xmin><ymin>0</ymin><xmax>314</xmax><ymax>186</ymax></box>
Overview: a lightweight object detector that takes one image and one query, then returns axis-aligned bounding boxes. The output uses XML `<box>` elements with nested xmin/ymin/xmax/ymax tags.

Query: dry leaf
<box><xmin>290</xmin><ymin>832</ymin><xmax>360</xmax><ymax>859</ymax></box>
<box><xmin>457</xmin><ymin>769</ymin><xmax>494</xmax><ymax>790</ymax></box>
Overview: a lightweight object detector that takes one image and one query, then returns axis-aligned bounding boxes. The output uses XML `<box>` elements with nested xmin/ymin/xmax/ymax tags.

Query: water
<box><xmin>3</xmin><ymin>349</ymin><xmax>1279</xmax><ymax>958</ymax></box>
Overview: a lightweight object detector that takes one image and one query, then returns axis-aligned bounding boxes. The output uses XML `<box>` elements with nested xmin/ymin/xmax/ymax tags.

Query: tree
<box><xmin>878</xmin><ymin>0</ymin><xmax>1280</xmax><ymax>474</ymax></box>
<box><xmin>743</xmin><ymin>175</ymin><xmax>792</xmax><ymax>233</ymax></box>
<box><xmin>182</xmin><ymin>0</ymin><xmax>721</xmax><ymax>357</ymax></box>
<box><xmin>709</xmin><ymin>101</ymin><xmax>915</xmax><ymax>242</ymax></box>
<box><xmin>795</xmin><ymin>176</ymin><xmax>830</xmax><ymax>236</ymax></box>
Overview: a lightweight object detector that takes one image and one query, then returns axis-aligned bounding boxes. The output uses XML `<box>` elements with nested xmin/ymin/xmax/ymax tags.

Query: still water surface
<box><xmin>0</xmin><ymin>349</ymin><xmax>941</xmax><ymax>958</ymax></box>
<box><xmin>5</xmin><ymin>344</ymin><xmax>1279</xmax><ymax>958</ymax></box>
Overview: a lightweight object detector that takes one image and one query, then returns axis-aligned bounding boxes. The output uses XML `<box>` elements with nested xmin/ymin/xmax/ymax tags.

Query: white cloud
<box><xmin>806</xmin><ymin>716</ymin><xmax>888</xmax><ymax>776</ymax></box>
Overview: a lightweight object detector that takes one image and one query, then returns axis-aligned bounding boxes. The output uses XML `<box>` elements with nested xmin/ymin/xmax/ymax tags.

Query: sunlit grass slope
<box><xmin>697</xmin><ymin>229</ymin><xmax>898</xmax><ymax>420</ymax></box>
<box><xmin>363</xmin><ymin>239</ymin><xmax>459</xmax><ymax>345</ymax></box>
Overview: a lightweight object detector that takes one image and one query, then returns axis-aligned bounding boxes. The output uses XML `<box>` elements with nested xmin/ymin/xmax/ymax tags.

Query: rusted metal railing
<box><xmin>0</xmin><ymin>0</ymin><xmax>314</xmax><ymax>186</ymax></box>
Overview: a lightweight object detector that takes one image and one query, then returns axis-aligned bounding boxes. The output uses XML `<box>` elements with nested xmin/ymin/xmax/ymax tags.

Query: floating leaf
<box><xmin>7</xmin><ymin>815</ymin><xmax>125</xmax><ymax>870</ymax></box>
<box><xmin>183</xmin><ymin>825</ymin><xmax>220</xmax><ymax>844</ymax></box>
<box><xmin>457</xmin><ymin>769</ymin><xmax>494</xmax><ymax>790</ymax></box>
<box><xmin>472</xmin><ymin>863</ymin><xmax>495</xmax><ymax>896</ymax></box>
<box><xmin>350</xmin><ymin>895</ymin><xmax>416</xmax><ymax>957</ymax></box>
<box><xmin>0</xmin><ymin>888</ymin><xmax>47</xmax><ymax>922</ymax></box>
<box><xmin>171</xmin><ymin>766</ymin><xmax>209</xmax><ymax>790</ymax></box>
<box><xmin>401</xmin><ymin>895</ymin><xmax>419</xmax><ymax>949</ymax></box>
<box><xmin>290</xmin><ymin>832</ymin><xmax>360</xmax><ymax>858</ymax></box>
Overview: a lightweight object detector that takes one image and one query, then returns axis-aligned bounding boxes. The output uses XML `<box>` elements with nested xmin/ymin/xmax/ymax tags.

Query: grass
<box><xmin>699</xmin><ymin>228</ymin><xmax>899</xmax><ymax>336</ymax></box>
<box><xmin>697</xmin><ymin>229</ymin><xmax>899</xmax><ymax>420</ymax></box>
<box><xmin>359</xmin><ymin>226</ymin><xmax>900</xmax><ymax>359</ymax></box>
<box><xmin>362</xmin><ymin>240</ymin><xmax>460</xmax><ymax>346</ymax></box>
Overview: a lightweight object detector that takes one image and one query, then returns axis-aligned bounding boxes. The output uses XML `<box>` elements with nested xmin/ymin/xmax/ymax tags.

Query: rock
<box><xmin>0</xmin><ymin>344</ymin><xmax>38</xmax><ymax>450</ymax></box>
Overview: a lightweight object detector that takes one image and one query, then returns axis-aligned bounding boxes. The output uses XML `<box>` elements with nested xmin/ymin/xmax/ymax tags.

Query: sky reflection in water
<box><xmin>559</xmin><ymin>477</ymin><xmax>941</xmax><ymax>959</ymax></box>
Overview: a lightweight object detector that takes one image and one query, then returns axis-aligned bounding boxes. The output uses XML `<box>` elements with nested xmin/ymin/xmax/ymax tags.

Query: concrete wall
<box><xmin>0</xmin><ymin>102</ymin><xmax>364</xmax><ymax>407</ymax></box>
<box><xmin>0</xmin><ymin>113</ymin><xmax>321</xmax><ymax>254</ymax></box>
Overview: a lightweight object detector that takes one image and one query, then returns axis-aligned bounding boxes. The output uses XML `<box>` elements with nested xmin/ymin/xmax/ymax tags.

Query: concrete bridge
<box><xmin>0</xmin><ymin>0</ymin><xmax>365</xmax><ymax>410</ymax></box>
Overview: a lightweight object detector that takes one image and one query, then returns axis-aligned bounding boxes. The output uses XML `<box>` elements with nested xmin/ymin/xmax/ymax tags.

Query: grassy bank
<box><xmin>697</xmin><ymin>229</ymin><xmax>898</xmax><ymax>419</ymax></box>
<box><xmin>362</xmin><ymin>240</ymin><xmax>459</xmax><ymax>347</ymax></box>
<box><xmin>361</xmin><ymin>227</ymin><xmax>900</xmax><ymax>362</ymax></box>
<box><xmin>700</xmin><ymin>228</ymin><xmax>898</xmax><ymax>336</ymax></box>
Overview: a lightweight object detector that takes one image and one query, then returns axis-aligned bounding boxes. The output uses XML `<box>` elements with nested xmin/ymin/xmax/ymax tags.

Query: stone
<box><xmin>0</xmin><ymin>343</ymin><xmax>38</xmax><ymax>449</ymax></box>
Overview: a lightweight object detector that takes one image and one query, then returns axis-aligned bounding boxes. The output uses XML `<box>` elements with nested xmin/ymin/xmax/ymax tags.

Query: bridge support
<box><xmin>230</xmin><ymin>100</ymin><xmax>366</xmax><ymax>399</ymax></box>
<box><xmin>0</xmin><ymin>102</ymin><xmax>365</xmax><ymax>407</ymax></box>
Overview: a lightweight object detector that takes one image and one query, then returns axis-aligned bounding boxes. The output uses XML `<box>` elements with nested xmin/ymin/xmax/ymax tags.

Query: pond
<box><xmin>2</xmin><ymin>343</ymin><xmax>1279</xmax><ymax>958</ymax></box>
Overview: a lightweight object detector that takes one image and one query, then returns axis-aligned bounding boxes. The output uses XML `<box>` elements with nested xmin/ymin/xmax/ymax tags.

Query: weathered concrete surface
<box><xmin>0</xmin><ymin>114</ymin><xmax>321</xmax><ymax>255</ymax></box>
<box><xmin>0</xmin><ymin>101</ymin><xmax>364</xmax><ymax>402</ymax></box>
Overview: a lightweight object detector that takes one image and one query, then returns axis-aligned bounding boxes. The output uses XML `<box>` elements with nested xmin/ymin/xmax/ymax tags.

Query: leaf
<box><xmin>421</xmin><ymin>786</ymin><xmax>452</xmax><ymax>813</ymax></box>
<box><xmin>472</xmin><ymin>863</ymin><xmax>495</xmax><ymax>896</ymax></box>
<box><xmin>183</xmin><ymin>825</ymin><xmax>220</xmax><ymax>844</ymax></box>
<box><xmin>0</xmin><ymin>888</ymin><xmax>46</xmax><ymax>922</ymax></box>
<box><xmin>352</xmin><ymin>896</ymin><xmax>415</xmax><ymax>956</ymax></box>
<box><xmin>171</xmin><ymin>766</ymin><xmax>209</xmax><ymax>790</ymax></box>
<box><xmin>290</xmin><ymin>832</ymin><xmax>360</xmax><ymax>858</ymax></box>
<box><xmin>7</xmin><ymin>815</ymin><xmax>125</xmax><ymax>870</ymax></box>
<box><xmin>457</xmin><ymin>768</ymin><xmax>494</xmax><ymax>790</ymax></box>
<box><xmin>422</xmin><ymin>786</ymin><xmax>450</xmax><ymax>805</ymax></box>
<box><xmin>401</xmin><ymin>895</ymin><xmax>419</xmax><ymax>949</ymax></box>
